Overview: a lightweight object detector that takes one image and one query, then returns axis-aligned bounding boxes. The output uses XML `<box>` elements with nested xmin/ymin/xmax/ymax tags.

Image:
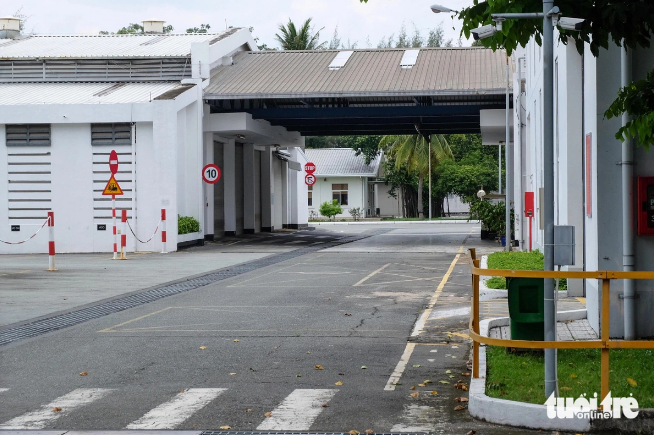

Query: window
<box><xmin>6</xmin><ymin>124</ymin><xmax>51</xmax><ymax>146</ymax></box>
<box><xmin>332</xmin><ymin>183</ymin><xmax>348</xmax><ymax>205</ymax></box>
<box><xmin>91</xmin><ymin>123</ymin><xmax>132</xmax><ymax>146</ymax></box>
<box><xmin>308</xmin><ymin>185</ymin><xmax>313</xmax><ymax>206</ymax></box>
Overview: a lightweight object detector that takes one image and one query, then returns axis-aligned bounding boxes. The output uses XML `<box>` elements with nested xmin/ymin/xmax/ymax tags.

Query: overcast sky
<box><xmin>12</xmin><ymin>0</ymin><xmax>477</xmax><ymax>48</ymax></box>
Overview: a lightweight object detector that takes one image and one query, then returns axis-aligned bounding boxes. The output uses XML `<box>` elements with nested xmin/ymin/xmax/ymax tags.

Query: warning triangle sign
<box><xmin>102</xmin><ymin>175</ymin><xmax>124</xmax><ymax>196</ymax></box>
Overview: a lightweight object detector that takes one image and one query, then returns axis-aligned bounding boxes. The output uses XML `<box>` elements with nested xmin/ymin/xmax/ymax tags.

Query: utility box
<box><xmin>554</xmin><ymin>225</ymin><xmax>575</xmax><ymax>266</ymax></box>
<box><xmin>638</xmin><ymin>177</ymin><xmax>654</xmax><ymax>236</ymax></box>
<box><xmin>507</xmin><ymin>277</ymin><xmax>544</xmax><ymax>341</ymax></box>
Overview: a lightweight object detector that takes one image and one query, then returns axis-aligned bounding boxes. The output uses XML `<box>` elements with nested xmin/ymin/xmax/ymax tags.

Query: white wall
<box><xmin>309</xmin><ymin>176</ymin><xmax>365</xmax><ymax>218</ymax></box>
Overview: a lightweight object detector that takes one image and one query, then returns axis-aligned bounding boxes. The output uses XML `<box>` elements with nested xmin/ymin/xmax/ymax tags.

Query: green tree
<box><xmin>186</xmin><ymin>24</ymin><xmax>210</xmax><ymax>33</ymax></box>
<box><xmin>380</xmin><ymin>134</ymin><xmax>453</xmax><ymax>218</ymax></box>
<box><xmin>319</xmin><ymin>199</ymin><xmax>343</xmax><ymax>221</ymax></box>
<box><xmin>275</xmin><ymin>18</ymin><xmax>326</xmax><ymax>50</ymax></box>
<box><xmin>100</xmin><ymin>23</ymin><xmax>173</xmax><ymax>35</ymax></box>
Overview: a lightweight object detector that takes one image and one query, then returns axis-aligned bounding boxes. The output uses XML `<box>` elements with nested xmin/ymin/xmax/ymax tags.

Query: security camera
<box><xmin>471</xmin><ymin>24</ymin><xmax>497</xmax><ymax>41</ymax></box>
<box><xmin>558</xmin><ymin>17</ymin><xmax>584</xmax><ymax>31</ymax></box>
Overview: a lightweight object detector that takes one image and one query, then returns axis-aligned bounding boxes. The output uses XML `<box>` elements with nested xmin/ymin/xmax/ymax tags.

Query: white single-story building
<box><xmin>0</xmin><ymin>19</ymin><xmax>307</xmax><ymax>254</ymax></box>
<box><xmin>499</xmin><ymin>27</ymin><xmax>654</xmax><ymax>338</ymax></box>
<box><xmin>304</xmin><ymin>148</ymin><xmax>403</xmax><ymax>219</ymax></box>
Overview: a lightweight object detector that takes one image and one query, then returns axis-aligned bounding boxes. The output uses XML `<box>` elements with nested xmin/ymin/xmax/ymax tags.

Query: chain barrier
<box><xmin>0</xmin><ymin>217</ymin><xmax>50</xmax><ymax>245</ymax></box>
<box><xmin>126</xmin><ymin>219</ymin><xmax>161</xmax><ymax>244</ymax></box>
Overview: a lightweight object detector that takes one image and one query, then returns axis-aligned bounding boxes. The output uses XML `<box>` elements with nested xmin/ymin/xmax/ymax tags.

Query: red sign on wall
<box><xmin>585</xmin><ymin>133</ymin><xmax>592</xmax><ymax>217</ymax></box>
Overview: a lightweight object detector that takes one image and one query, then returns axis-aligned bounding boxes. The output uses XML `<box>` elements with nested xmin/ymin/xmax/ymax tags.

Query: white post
<box><xmin>161</xmin><ymin>208</ymin><xmax>167</xmax><ymax>253</ymax></box>
<box><xmin>112</xmin><ymin>195</ymin><xmax>117</xmax><ymax>259</ymax></box>
<box><xmin>47</xmin><ymin>211</ymin><xmax>56</xmax><ymax>271</ymax></box>
<box><xmin>120</xmin><ymin>209</ymin><xmax>127</xmax><ymax>260</ymax></box>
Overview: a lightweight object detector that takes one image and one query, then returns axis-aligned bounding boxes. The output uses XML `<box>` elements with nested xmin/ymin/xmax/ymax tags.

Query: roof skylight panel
<box><xmin>400</xmin><ymin>49</ymin><xmax>420</xmax><ymax>69</ymax></box>
<box><xmin>328</xmin><ymin>50</ymin><xmax>354</xmax><ymax>70</ymax></box>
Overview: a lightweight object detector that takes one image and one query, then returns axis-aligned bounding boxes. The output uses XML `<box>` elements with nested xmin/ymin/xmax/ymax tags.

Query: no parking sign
<box><xmin>305</xmin><ymin>174</ymin><xmax>316</xmax><ymax>186</ymax></box>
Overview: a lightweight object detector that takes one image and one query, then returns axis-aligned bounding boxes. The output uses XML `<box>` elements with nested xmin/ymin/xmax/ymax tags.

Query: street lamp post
<box><xmin>431</xmin><ymin>2</ymin><xmax>584</xmax><ymax>398</ymax></box>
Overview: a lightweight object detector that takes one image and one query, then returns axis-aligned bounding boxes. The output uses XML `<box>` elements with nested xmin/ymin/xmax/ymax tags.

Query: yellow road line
<box><xmin>384</xmin><ymin>246</ymin><xmax>464</xmax><ymax>391</ymax></box>
<box><xmin>353</xmin><ymin>263</ymin><xmax>390</xmax><ymax>287</ymax></box>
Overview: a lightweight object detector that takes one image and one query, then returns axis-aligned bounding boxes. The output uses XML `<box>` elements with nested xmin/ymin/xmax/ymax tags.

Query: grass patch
<box><xmin>486</xmin><ymin>346</ymin><xmax>654</xmax><ymax>407</ymax></box>
<box><xmin>486</xmin><ymin>250</ymin><xmax>567</xmax><ymax>290</ymax></box>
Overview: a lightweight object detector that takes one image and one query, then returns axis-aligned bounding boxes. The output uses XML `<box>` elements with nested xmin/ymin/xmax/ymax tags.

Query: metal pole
<box><xmin>621</xmin><ymin>45</ymin><xmax>636</xmax><ymax>340</ymax></box>
<box><xmin>505</xmin><ymin>57</ymin><xmax>512</xmax><ymax>251</ymax></box>
<box><xmin>429</xmin><ymin>137</ymin><xmax>432</xmax><ymax>220</ymax></box>
<box><xmin>543</xmin><ymin>0</ymin><xmax>557</xmax><ymax>398</ymax></box>
<box><xmin>498</xmin><ymin>144</ymin><xmax>502</xmax><ymax>195</ymax></box>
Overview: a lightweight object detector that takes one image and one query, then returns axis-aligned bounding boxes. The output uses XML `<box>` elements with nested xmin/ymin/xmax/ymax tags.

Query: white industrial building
<box><xmin>304</xmin><ymin>148</ymin><xmax>403</xmax><ymax>219</ymax></box>
<box><xmin>508</xmin><ymin>30</ymin><xmax>654</xmax><ymax>337</ymax></box>
<box><xmin>0</xmin><ymin>18</ymin><xmax>306</xmax><ymax>254</ymax></box>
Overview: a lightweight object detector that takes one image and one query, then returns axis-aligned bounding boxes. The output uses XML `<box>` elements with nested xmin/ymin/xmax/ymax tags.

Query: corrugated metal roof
<box><xmin>305</xmin><ymin>148</ymin><xmax>381</xmax><ymax>177</ymax></box>
<box><xmin>0</xmin><ymin>82</ymin><xmax>190</xmax><ymax>104</ymax></box>
<box><xmin>0</xmin><ymin>29</ymin><xmax>241</xmax><ymax>59</ymax></box>
<box><xmin>206</xmin><ymin>47</ymin><xmax>511</xmax><ymax>99</ymax></box>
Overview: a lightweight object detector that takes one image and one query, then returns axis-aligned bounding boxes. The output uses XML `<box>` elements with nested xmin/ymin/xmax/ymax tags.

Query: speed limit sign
<box><xmin>202</xmin><ymin>164</ymin><xmax>222</xmax><ymax>184</ymax></box>
<box><xmin>305</xmin><ymin>174</ymin><xmax>316</xmax><ymax>186</ymax></box>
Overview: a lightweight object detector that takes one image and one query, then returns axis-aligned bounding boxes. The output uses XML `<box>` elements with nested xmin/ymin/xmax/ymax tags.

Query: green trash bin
<box><xmin>507</xmin><ymin>277</ymin><xmax>544</xmax><ymax>341</ymax></box>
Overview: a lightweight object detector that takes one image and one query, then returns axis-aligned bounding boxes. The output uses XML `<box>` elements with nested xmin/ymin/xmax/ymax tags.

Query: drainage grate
<box><xmin>0</xmin><ymin>229</ymin><xmax>391</xmax><ymax>348</ymax></box>
<box><xmin>200</xmin><ymin>432</ymin><xmax>426</xmax><ymax>435</ymax></box>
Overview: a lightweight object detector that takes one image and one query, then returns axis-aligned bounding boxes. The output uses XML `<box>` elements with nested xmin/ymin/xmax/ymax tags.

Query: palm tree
<box><xmin>380</xmin><ymin>134</ymin><xmax>453</xmax><ymax>218</ymax></box>
<box><xmin>275</xmin><ymin>18</ymin><xmax>326</xmax><ymax>50</ymax></box>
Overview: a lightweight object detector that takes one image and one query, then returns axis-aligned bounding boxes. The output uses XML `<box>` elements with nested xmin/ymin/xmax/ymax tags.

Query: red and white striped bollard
<box><xmin>47</xmin><ymin>211</ymin><xmax>56</xmax><ymax>271</ymax></box>
<box><xmin>161</xmin><ymin>209</ymin><xmax>167</xmax><ymax>254</ymax></box>
<box><xmin>120</xmin><ymin>209</ymin><xmax>127</xmax><ymax>260</ymax></box>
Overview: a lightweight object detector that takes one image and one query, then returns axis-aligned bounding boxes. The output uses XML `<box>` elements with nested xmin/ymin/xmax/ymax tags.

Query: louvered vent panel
<box><xmin>91</xmin><ymin>123</ymin><xmax>132</xmax><ymax>146</ymax></box>
<box><xmin>93</xmin><ymin>147</ymin><xmax>133</xmax><ymax>220</ymax></box>
<box><xmin>6</xmin><ymin>124</ymin><xmax>51</xmax><ymax>146</ymax></box>
<box><xmin>0</xmin><ymin>59</ymin><xmax>190</xmax><ymax>81</ymax></box>
<box><xmin>7</xmin><ymin>150</ymin><xmax>52</xmax><ymax>222</ymax></box>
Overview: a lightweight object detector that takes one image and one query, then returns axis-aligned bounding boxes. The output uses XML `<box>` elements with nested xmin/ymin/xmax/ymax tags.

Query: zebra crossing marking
<box><xmin>390</xmin><ymin>404</ymin><xmax>438</xmax><ymax>432</ymax></box>
<box><xmin>0</xmin><ymin>388</ymin><xmax>112</xmax><ymax>430</ymax></box>
<box><xmin>256</xmin><ymin>389</ymin><xmax>337</xmax><ymax>431</ymax></box>
<box><xmin>126</xmin><ymin>388</ymin><xmax>227</xmax><ymax>429</ymax></box>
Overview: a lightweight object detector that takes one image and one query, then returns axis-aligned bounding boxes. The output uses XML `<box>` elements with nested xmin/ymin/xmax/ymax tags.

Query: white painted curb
<box><xmin>479</xmin><ymin>255</ymin><xmax>568</xmax><ymax>300</ymax></box>
<box><xmin>309</xmin><ymin>220</ymin><xmax>478</xmax><ymax>225</ymax></box>
<box><xmin>469</xmin><ymin>309</ymin><xmax>590</xmax><ymax>432</ymax></box>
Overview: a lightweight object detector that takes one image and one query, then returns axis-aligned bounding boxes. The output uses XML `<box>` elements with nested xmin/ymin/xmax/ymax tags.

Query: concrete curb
<box><xmin>469</xmin><ymin>309</ymin><xmax>590</xmax><ymax>433</ymax></box>
<box><xmin>479</xmin><ymin>255</ymin><xmax>568</xmax><ymax>300</ymax></box>
<box><xmin>309</xmin><ymin>220</ymin><xmax>478</xmax><ymax>225</ymax></box>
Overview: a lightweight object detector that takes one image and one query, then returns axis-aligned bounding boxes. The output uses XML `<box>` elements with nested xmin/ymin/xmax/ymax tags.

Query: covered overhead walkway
<box><xmin>204</xmin><ymin>47</ymin><xmax>513</xmax><ymax>136</ymax></box>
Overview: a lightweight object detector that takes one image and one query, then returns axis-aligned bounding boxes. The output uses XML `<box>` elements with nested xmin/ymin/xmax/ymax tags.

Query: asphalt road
<box><xmin>0</xmin><ymin>223</ymin><xmax>545</xmax><ymax>434</ymax></box>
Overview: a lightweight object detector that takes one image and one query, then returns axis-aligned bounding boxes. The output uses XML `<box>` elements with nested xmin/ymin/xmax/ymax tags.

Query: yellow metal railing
<box><xmin>468</xmin><ymin>248</ymin><xmax>654</xmax><ymax>402</ymax></box>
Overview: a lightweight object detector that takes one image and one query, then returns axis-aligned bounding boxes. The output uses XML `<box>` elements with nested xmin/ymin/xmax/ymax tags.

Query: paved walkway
<box><xmin>490</xmin><ymin>318</ymin><xmax>598</xmax><ymax>341</ymax></box>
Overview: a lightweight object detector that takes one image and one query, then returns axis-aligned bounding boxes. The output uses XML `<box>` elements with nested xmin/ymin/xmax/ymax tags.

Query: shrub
<box><xmin>349</xmin><ymin>207</ymin><xmax>362</xmax><ymax>221</ymax></box>
<box><xmin>178</xmin><ymin>215</ymin><xmax>200</xmax><ymax>235</ymax></box>
<box><xmin>319</xmin><ymin>199</ymin><xmax>342</xmax><ymax>221</ymax></box>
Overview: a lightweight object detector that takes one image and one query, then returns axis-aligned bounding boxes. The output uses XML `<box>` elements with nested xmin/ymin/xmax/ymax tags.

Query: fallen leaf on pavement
<box><xmin>451</xmin><ymin>356</ymin><xmax>457</xmax><ymax>359</ymax></box>
<box><xmin>365</xmin><ymin>430</ymin><xmax>374</xmax><ymax>434</ymax></box>
<box><xmin>410</xmin><ymin>392</ymin><xmax>419</xmax><ymax>398</ymax></box>
<box><xmin>322</xmin><ymin>403</ymin><xmax>329</xmax><ymax>408</ymax></box>
<box><xmin>53</xmin><ymin>407</ymin><xmax>62</xmax><ymax>412</ymax></box>
<box><xmin>361</xmin><ymin>366</ymin><xmax>367</xmax><ymax>369</ymax></box>
<box><xmin>449</xmin><ymin>375</ymin><xmax>455</xmax><ymax>379</ymax></box>
<box><xmin>410</xmin><ymin>386</ymin><xmax>416</xmax><ymax>390</ymax></box>
<box><xmin>345</xmin><ymin>313</ymin><xmax>352</xmax><ymax>316</ymax></box>
<box><xmin>229</xmin><ymin>373</ymin><xmax>237</xmax><ymax>376</ymax></box>
<box><xmin>466</xmin><ymin>430</ymin><xmax>476</xmax><ymax>435</ymax></box>
<box><xmin>245</xmin><ymin>409</ymin><xmax>252</xmax><ymax>412</ymax></box>
<box><xmin>455</xmin><ymin>397</ymin><xmax>469</xmax><ymax>402</ymax></box>
<box><xmin>454</xmin><ymin>405</ymin><xmax>466</xmax><ymax>411</ymax></box>
<box><xmin>315</xmin><ymin>365</ymin><xmax>324</xmax><ymax>370</ymax></box>
<box><xmin>445</xmin><ymin>370</ymin><xmax>452</xmax><ymax>374</ymax></box>
<box><xmin>264</xmin><ymin>412</ymin><xmax>272</xmax><ymax>417</ymax></box>
<box><xmin>627</xmin><ymin>378</ymin><xmax>638</xmax><ymax>387</ymax></box>
<box><xmin>219</xmin><ymin>426</ymin><xmax>231</xmax><ymax>430</ymax></box>
<box><xmin>348</xmin><ymin>430</ymin><xmax>359</xmax><ymax>435</ymax></box>
<box><xmin>412</xmin><ymin>364</ymin><xmax>421</xmax><ymax>368</ymax></box>
<box><xmin>307</xmin><ymin>351</ymin><xmax>311</xmax><ymax>354</ymax></box>
<box><xmin>79</xmin><ymin>372</ymin><xmax>88</xmax><ymax>376</ymax></box>
<box><xmin>296</xmin><ymin>374</ymin><xmax>302</xmax><ymax>377</ymax></box>
<box><xmin>179</xmin><ymin>390</ymin><xmax>185</xmax><ymax>393</ymax></box>
<box><xmin>199</xmin><ymin>346</ymin><xmax>207</xmax><ymax>350</ymax></box>
<box><xmin>418</xmin><ymin>383</ymin><xmax>426</xmax><ymax>387</ymax></box>
<box><xmin>335</xmin><ymin>381</ymin><xmax>343</xmax><ymax>386</ymax></box>
<box><xmin>439</xmin><ymin>381</ymin><xmax>450</xmax><ymax>384</ymax></box>
<box><xmin>423</xmin><ymin>380</ymin><xmax>432</xmax><ymax>384</ymax></box>
<box><xmin>462</xmin><ymin>372</ymin><xmax>470</xmax><ymax>376</ymax></box>
<box><xmin>233</xmin><ymin>339</ymin><xmax>239</xmax><ymax>343</ymax></box>
<box><xmin>430</xmin><ymin>391</ymin><xmax>438</xmax><ymax>396</ymax></box>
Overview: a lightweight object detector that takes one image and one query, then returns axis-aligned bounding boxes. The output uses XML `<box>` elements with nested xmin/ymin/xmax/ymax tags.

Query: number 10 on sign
<box><xmin>202</xmin><ymin>164</ymin><xmax>221</xmax><ymax>184</ymax></box>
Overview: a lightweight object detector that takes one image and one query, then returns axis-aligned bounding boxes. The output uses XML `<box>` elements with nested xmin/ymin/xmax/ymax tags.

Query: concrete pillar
<box><xmin>261</xmin><ymin>148</ymin><xmax>274</xmax><ymax>232</ymax></box>
<box><xmin>224</xmin><ymin>139</ymin><xmax>236</xmax><ymax>236</ymax></box>
<box><xmin>243</xmin><ymin>144</ymin><xmax>256</xmax><ymax>234</ymax></box>
<box><xmin>203</xmin><ymin>131</ymin><xmax>214</xmax><ymax>239</ymax></box>
<box><xmin>282</xmin><ymin>161</ymin><xmax>288</xmax><ymax>228</ymax></box>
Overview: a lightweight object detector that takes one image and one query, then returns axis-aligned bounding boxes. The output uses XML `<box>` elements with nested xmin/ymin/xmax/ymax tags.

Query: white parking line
<box><xmin>256</xmin><ymin>389</ymin><xmax>337</xmax><ymax>430</ymax></box>
<box><xmin>126</xmin><ymin>388</ymin><xmax>226</xmax><ymax>429</ymax></box>
<box><xmin>0</xmin><ymin>388</ymin><xmax>8</xmax><ymax>393</ymax></box>
<box><xmin>0</xmin><ymin>388</ymin><xmax>112</xmax><ymax>429</ymax></box>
